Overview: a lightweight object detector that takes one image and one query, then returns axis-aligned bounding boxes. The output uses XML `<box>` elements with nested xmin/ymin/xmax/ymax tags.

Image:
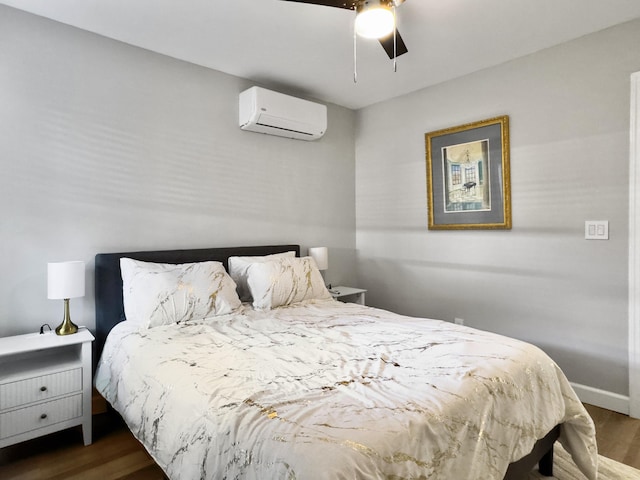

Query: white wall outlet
<box><xmin>585</xmin><ymin>220</ymin><xmax>609</xmax><ymax>240</ymax></box>
<box><xmin>454</xmin><ymin>317</ymin><xmax>464</xmax><ymax>325</ymax></box>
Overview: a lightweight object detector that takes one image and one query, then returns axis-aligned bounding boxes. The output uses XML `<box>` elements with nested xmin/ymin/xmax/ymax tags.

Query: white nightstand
<box><xmin>0</xmin><ymin>327</ymin><xmax>94</xmax><ymax>448</ymax></box>
<box><xmin>330</xmin><ymin>286</ymin><xmax>367</xmax><ymax>305</ymax></box>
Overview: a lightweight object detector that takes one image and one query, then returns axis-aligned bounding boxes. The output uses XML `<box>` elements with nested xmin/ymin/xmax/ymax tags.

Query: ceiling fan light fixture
<box><xmin>355</xmin><ymin>1</ymin><xmax>395</xmax><ymax>39</ymax></box>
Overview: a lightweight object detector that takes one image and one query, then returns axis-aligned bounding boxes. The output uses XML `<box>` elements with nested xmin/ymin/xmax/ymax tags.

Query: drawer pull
<box><xmin>40</xmin><ymin>413</ymin><xmax>47</xmax><ymax>420</ymax></box>
<box><xmin>40</xmin><ymin>386</ymin><xmax>47</xmax><ymax>392</ymax></box>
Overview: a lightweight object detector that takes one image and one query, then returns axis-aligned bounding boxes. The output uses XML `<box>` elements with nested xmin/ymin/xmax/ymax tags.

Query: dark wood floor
<box><xmin>1</xmin><ymin>404</ymin><xmax>639</xmax><ymax>479</ymax></box>
<box><xmin>0</xmin><ymin>412</ymin><xmax>166</xmax><ymax>480</ymax></box>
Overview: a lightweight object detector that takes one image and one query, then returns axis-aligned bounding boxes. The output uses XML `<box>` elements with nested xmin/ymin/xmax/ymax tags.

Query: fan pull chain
<box><xmin>393</xmin><ymin>5</ymin><xmax>397</xmax><ymax>72</ymax></box>
<box><xmin>353</xmin><ymin>23</ymin><xmax>358</xmax><ymax>83</ymax></box>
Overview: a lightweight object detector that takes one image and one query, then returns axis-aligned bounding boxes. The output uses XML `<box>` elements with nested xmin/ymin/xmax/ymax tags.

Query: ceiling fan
<box><xmin>282</xmin><ymin>0</ymin><xmax>408</xmax><ymax>60</ymax></box>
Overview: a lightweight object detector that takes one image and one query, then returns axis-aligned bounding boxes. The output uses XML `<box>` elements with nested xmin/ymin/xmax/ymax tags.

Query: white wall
<box><xmin>356</xmin><ymin>19</ymin><xmax>640</xmax><ymax>398</ymax></box>
<box><xmin>0</xmin><ymin>6</ymin><xmax>356</xmax><ymax>336</ymax></box>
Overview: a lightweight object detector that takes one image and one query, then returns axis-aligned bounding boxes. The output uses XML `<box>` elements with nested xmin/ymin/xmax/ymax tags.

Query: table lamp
<box><xmin>48</xmin><ymin>261</ymin><xmax>85</xmax><ymax>335</ymax></box>
<box><xmin>309</xmin><ymin>247</ymin><xmax>329</xmax><ymax>286</ymax></box>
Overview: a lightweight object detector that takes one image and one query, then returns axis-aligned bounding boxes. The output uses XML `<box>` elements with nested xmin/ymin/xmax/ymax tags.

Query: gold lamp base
<box><xmin>55</xmin><ymin>298</ymin><xmax>78</xmax><ymax>336</ymax></box>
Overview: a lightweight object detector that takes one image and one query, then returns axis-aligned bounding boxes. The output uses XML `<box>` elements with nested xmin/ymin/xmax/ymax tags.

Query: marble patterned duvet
<box><xmin>94</xmin><ymin>299</ymin><xmax>598</xmax><ymax>480</ymax></box>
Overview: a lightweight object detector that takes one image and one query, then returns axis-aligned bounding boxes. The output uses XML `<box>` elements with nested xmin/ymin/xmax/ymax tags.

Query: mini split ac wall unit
<box><xmin>239</xmin><ymin>86</ymin><xmax>327</xmax><ymax>141</ymax></box>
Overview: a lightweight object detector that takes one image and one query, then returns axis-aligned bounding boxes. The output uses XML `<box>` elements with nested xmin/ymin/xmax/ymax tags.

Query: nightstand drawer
<box><xmin>0</xmin><ymin>393</ymin><xmax>82</xmax><ymax>439</ymax></box>
<box><xmin>0</xmin><ymin>368</ymin><xmax>82</xmax><ymax>410</ymax></box>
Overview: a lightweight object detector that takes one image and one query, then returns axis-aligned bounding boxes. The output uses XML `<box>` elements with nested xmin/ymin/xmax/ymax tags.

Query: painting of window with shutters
<box><xmin>443</xmin><ymin>140</ymin><xmax>490</xmax><ymax>212</ymax></box>
<box><xmin>425</xmin><ymin>115</ymin><xmax>511</xmax><ymax>230</ymax></box>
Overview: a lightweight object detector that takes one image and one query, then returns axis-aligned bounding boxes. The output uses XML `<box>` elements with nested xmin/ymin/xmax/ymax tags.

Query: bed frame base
<box><xmin>503</xmin><ymin>425</ymin><xmax>560</xmax><ymax>479</ymax></box>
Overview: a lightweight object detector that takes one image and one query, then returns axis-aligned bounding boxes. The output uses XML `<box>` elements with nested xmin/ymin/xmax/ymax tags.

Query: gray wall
<box><xmin>0</xmin><ymin>6</ymin><xmax>356</xmax><ymax>336</ymax></box>
<box><xmin>356</xmin><ymin>19</ymin><xmax>640</xmax><ymax>396</ymax></box>
<box><xmin>3</xmin><ymin>3</ymin><xmax>638</xmax><ymax>400</ymax></box>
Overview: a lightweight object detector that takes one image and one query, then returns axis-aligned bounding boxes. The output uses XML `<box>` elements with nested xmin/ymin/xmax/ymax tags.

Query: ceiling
<box><xmin>3</xmin><ymin>0</ymin><xmax>640</xmax><ymax>109</ymax></box>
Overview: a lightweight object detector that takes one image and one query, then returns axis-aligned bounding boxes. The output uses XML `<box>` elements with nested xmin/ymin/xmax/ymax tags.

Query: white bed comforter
<box><xmin>94</xmin><ymin>300</ymin><xmax>597</xmax><ymax>480</ymax></box>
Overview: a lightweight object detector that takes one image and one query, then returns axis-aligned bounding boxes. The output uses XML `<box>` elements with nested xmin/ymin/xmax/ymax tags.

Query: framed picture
<box><xmin>425</xmin><ymin>115</ymin><xmax>511</xmax><ymax>230</ymax></box>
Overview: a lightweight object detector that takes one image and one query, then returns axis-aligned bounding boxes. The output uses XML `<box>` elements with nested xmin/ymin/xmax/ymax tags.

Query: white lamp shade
<box><xmin>355</xmin><ymin>6</ymin><xmax>395</xmax><ymax>39</ymax></box>
<box><xmin>48</xmin><ymin>261</ymin><xmax>85</xmax><ymax>299</ymax></box>
<box><xmin>308</xmin><ymin>247</ymin><xmax>329</xmax><ymax>271</ymax></box>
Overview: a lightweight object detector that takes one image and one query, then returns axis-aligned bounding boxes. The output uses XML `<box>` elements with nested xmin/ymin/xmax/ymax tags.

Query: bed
<box><xmin>93</xmin><ymin>244</ymin><xmax>598</xmax><ymax>480</ymax></box>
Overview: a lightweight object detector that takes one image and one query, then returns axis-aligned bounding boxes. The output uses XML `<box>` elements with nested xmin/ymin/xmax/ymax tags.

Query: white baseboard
<box><xmin>571</xmin><ymin>382</ymin><xmax>630</xmax><ymax>416</ymax></box>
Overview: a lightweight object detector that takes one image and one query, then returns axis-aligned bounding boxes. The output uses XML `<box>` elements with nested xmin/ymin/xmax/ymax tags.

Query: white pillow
<box><xmin>247</xmin><ymin>256</ymin><xmax>331</xmax><ymax>310</ymax></box>
<box><xmin>120</xmin><ymin>258</ymin><xmax>241</xmax><ymax>329</ymax></box>
<box><xmin>228</xmin><ymin>251</ymin><xmax>296</xmax><ymax>302</ymax></box>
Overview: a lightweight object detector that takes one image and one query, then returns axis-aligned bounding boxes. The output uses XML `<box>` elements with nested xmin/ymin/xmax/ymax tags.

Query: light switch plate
<box><xmin>585</xmin><ymin>220</ymin><xmax>609</xmax><ymax>240</ymax></box>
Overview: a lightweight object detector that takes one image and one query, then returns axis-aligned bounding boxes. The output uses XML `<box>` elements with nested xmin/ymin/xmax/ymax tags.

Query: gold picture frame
<box><xmin>425</xmin><ymin>115</ymin><xmax>511</xmax><ymax>230</ymax></box>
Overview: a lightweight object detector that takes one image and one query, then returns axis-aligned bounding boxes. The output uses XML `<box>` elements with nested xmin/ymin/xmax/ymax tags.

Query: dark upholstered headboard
<box><xmin>94</xmin><ymin>244</ymin><xmax>300</xmax><ymax>365</ymax></box>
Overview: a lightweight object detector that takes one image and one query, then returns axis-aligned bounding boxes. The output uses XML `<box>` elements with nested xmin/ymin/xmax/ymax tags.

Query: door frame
<box><xmin>629</xmin><ymin>71</ymin><xmax>640</xmax><ymax>419</ymax></box>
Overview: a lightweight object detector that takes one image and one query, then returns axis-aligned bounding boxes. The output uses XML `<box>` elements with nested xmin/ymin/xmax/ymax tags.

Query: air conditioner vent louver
<box><xmin>255</xmin><ymin>122</ymin><xmax>315</xmax><ymax>136</ymax></box>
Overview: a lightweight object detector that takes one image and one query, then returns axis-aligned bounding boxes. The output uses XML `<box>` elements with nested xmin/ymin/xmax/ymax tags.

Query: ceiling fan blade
<box><xmin>378</xmin><ymin>29</ymin><xmax>408</xmax><ymax>59</ymax></box>
<box><xmin>280</xmin><ymin>0</ymin><xmax>357</xmax><ymax>10</ymax></box>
